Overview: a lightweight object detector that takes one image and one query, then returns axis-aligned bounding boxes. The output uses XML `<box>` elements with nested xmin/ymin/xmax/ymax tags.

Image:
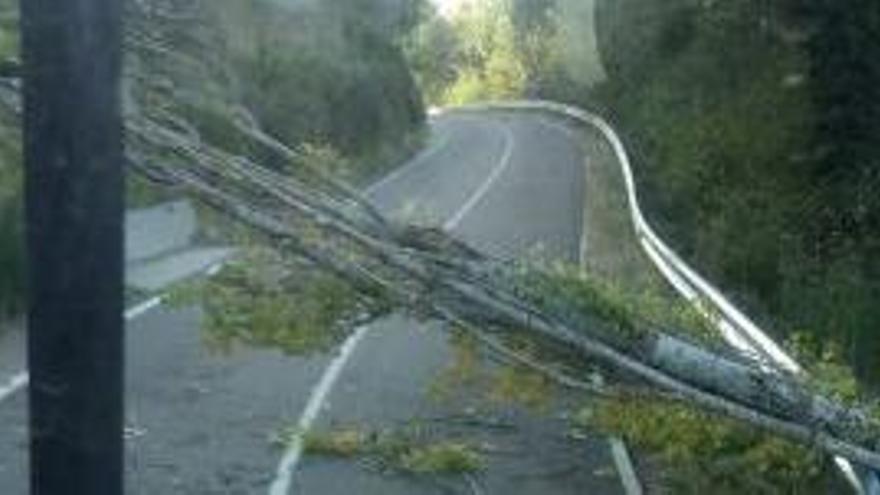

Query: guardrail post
<box><xmin>21</xmin><ymin>0</ymin><xmax>125</xmax><ymax>493</ymax></box>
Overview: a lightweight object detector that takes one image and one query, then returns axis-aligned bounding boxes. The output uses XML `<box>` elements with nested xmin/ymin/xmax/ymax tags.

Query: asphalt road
<box><xmin>0</xmin><ymin>111</ymin><xmax>627</xmax><ymax>494</ymax></box>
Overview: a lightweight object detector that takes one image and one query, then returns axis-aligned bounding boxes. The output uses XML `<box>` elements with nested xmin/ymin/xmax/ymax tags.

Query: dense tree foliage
<box><xmin>0</xmin><ymin>0</ymin><xmax>428</xmax><ymax>318</ymax></box>
<box><xmin>0</xmin><ymin>133</ymin><xmax>22</xmax><ymax>316</ymax></box>
<box><xmin>207</xmin><ymin>0</ymin><xmax>425</xmax><ymax>157</ymax></box>
<box><xmin>592</xmin><ymin>0</ymin><xmax>880</xmax><ymax>381</ymax></box>
<box><xmin>406</xmin><ymin>0</ymin><xmax>528</xmax><ymax>104</ymax></box>
<box><xmin>406</xmin><ymin>0</ymin><xmax>604</xmax><ymax>104</ymax></box>
<box><xmin>797</xmin><ymin>0</ymin><xmax>880</xmax><ymax>377</ymax></box>
<box><xmin>405</xmin><ymin>13</ymin><xmax>461</xmax><ymax>103</ymax></box>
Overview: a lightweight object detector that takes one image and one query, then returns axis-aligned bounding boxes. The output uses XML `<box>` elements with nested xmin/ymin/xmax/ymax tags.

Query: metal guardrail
<box><xmin>449</xmin><ymin>100</ymin><xmax>870</xmax><ymax>494</ymax></box>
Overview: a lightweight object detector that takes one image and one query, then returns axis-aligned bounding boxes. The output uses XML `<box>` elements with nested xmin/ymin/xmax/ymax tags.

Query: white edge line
<box><xmin>0</xmin><ymin>260</ymin><xmax>228</xmax><ymax>405</ymax></box>
<box><xmin>443</xmin><ymin>124</ymin><xmax>515</xmax><ymax>230</ymax></box>
<box><xmin>579</xmin><ymin>156</ymin><xmax>590</xmax><ymax>269</ymax></box>
<box><xmin>268</xmin><ymin>325</ymin><xmax>371</xmax><ymax>495</ymax></box>
<box><xmin>610</xmin><ymin>437</ymin><xmax>644</xmax><ymax>495</ymax></box>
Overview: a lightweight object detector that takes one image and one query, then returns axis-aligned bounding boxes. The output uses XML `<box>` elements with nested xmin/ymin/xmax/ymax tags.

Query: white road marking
<box><xmin>610</xmin><ymin>438</ymin><xmax>643</xmax><ymax>495</ymax></box>
<box><xmin>365</xmin><ymin>131</ymin><xmax>452</xmax><ymax>196</ymax></box>
<box><xmin>124</xmin><ymin>295</ymin><xmax>164</xmax><ymax>320</ymax></box>
<box><xmin>0</xmin><ymin>299</ymin><xmax>163</xmax><ymax>405</ymax></box>
<box><xmin>579</xmin><ymin>156</ymin><xmax>592</xmax><ymax>268</ymax></box>
<box><xmin>0</xmin><ymin>297</ymin><xmax>165</xmax><ymax>405</ymax></box>
<box><xmin>205</xmin><ymin>262</ymin><xmax>224</xmax><ymax>277</ymax></box>
<box><xmin>0</xmin><ymin>372</ymin><xmax>28</xmax><ymax>404</ymax></box>
<box><xmin>269</xmin><ymin>120</ymin><xmax>519</xmax><ymax>495</ymax></box>
<box><xmin>443</xmin><ymin>125</ymin><xmax>515</xmax><ymax>230</ymax></box>
<box><xmin>0</xmin><ymin>261</ymin><xmax>227</xmax><ymax>405</ymax></box>
<box><xmin>268</xmin><ymin>325</ymin><xmax>371</xmax><ymax>495</ymax></box>
<box><xmin>541</xmin><ymin>116</ymin><xmax>646</xmax><ymax>495</ymax></box>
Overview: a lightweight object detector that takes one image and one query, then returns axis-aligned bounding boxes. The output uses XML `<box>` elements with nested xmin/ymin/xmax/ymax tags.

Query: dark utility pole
<box><xmin>21</xmin><ymin>0</ymin><xmax>125</xmax><ymax>493</ymax></box>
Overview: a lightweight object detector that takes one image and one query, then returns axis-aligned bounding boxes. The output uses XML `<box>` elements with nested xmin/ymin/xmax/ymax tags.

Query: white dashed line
<box><xmin>0</xmin><ymin>298</ymin><xmax>164</xmax><ymax>405</ymax></box>
<box><xmin>0</xmin><ymin>261</ymin><xmax>227</xmax><ymax>405</ymax></box>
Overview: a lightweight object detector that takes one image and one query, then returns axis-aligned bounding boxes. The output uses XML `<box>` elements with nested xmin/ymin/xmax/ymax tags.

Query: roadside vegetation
<box><xmin>138</xmin><ymin>0</ymin><xmax>428</xmax><ymax>184</ymax></box>
<box><xmin>586</xmin><ymin>331</ymin><xmax>862</xmax><ymax>494</ymax></box>
<box><xmin>0</xmin><ymin>0</ymin><xmax>21</xmax><ymax>318</ymax></box>
<box><xmin>405</xmin><ymin>0</ymin><xmax>603</xmax><ymax>105</ymax></box>
<box><xmin>0</xmin><ymin>0</ymin><xmax>429</xmax><ymax>318</ymax></box>
<box><xmin>592</xmin><ymin>0</ymin><xmax>880</xmax><ymax>388</ymax></box>
<box><xmin>0</xmin><ymin>129</ymin><xmax>22</xmax><ymax>318</ymax></box>
<box><xmin>275</xmin><ymin>424</ymin><xmax>484</xmax><ymax>476</ymax></box>
<box><xmin>204</xmin><ymin>0</ymin><xmax>426</xmax><ymax>177</ymax></box>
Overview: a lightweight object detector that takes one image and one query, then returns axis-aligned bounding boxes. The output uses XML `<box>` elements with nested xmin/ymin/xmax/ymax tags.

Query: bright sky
<box><xmin>430</xmin><ymin>0</ymin><xmax>470</xmax><ymax>17</ymax></box>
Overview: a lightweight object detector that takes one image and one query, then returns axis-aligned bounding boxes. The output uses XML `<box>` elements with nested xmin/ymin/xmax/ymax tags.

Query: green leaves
<box><xmin>511</xmin><ymin>262</ymin><xmax>719</xmax><ymax>345</ymax></box>
<box><xmin>193</xmin><ymin>0</ymin><xmax>426</xmax><ymax>160</ymax></box>
<box><xmin>175</xmin><ymin>247</ymin><xmax>367</xmax><ymax>356</ymax></box>
<box><xmin>0</xmin><ymin>103</ymin><xmax>22</xmax><ymax>318</ymax></box>
<box><xmin>786</xmin><ymin>332</ymin><xmax>861</xmax><ymax>405</ymax></box>
<box><xmin>0</xmin><ymin>168</ymin><xmax>23</xmax><ymax>317</ymax></box>
<box><xmin>591</xmin><ymin>399</ymin><xmax>830</xmax><ymax>494</ymax></box>
<box><xmin>595</xmin><ymin>0</ymin><xmax>879</xmax><ymax>386</ymax></box>
<box><xmin>408</xmin><ymin>0</ymin><xmax>531</xmax><ymax>105</ymax></box>
<box><xmin>400</xmin><ymin>441</ymin><xmax>484</xmax><ymax>474</ymax></box>
<box><xmin>291</xmin><ymin>424</ymin><xmax>485</xmax><ymax>475</ymax></box>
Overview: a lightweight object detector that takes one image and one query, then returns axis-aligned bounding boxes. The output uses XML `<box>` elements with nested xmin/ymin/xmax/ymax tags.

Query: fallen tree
<box><xmin>130</xmin><ymin>96</ymin><xmax>880</xmax><ymax>470</ymax></box>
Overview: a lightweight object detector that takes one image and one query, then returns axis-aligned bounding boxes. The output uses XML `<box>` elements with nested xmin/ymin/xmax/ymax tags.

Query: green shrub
<box><xmin>0</xmin><ymin>168</ymin><xmax>23</xmax><ymax>317</ymax></box>
<box><xmin>590</xmin><ymin>399</ymin><xmax>834</xmax><ymax>494</ymax></box>
<box><xmin>592</xmin><ymin>0</ymin><xmax>880</xmax><ymax>385</ymax></box>
<box><xmin>170</xmin><ymin>247</ymin><xmax>367</xmax><ymax>356</ymax></box>
<box><xmin>287</xmin><ymin>424</ymin><xmax>485</xmax><ymax>475</ymax></box>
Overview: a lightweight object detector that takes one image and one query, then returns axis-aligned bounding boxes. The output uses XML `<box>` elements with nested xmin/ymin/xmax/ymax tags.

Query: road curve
<box><xmin>0</xmin><ymin>111</ymin><xmax>626</xmax><ymax>494</ymax></box>
<box><xmin>288</xmin><ymin>111</ymin><xmax>623</xmax><ymax>495</ymax></box>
